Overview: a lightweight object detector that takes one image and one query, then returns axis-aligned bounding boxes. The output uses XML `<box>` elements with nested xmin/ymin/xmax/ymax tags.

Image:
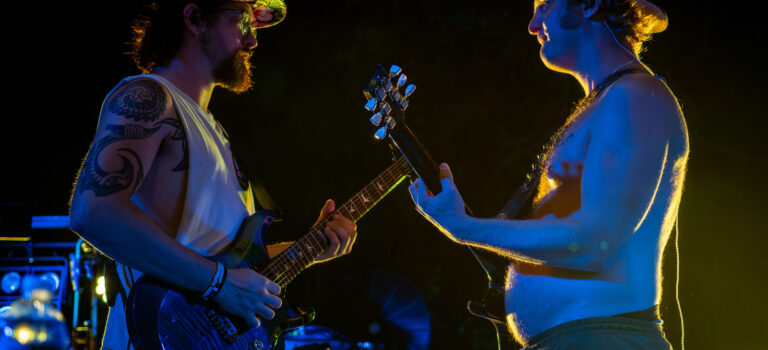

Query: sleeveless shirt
<box><xmin>101</xmin><ymin>74</ymin><xmax>257</xmax><ymax>349</ymax></box>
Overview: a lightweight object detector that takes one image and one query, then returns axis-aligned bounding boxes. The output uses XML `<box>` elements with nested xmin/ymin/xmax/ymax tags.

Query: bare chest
<box><xmin>547</xmin><ymin>120</ymin><xmax>591</xmax><ymax>180</ymax></box>
<box><xmin>531</xmin><ymin>118</ymin><xmax>591</xmax><ymax>218</ymax></box>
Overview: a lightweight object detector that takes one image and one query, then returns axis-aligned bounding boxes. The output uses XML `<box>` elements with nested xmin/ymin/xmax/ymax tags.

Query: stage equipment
<box><xmin>287</xmin><ymin>270</ymin><xmax>429</xmax><ymax>350</ymax></box>
<box><xmin>1</xmin><ymin>213</ymin><xmax>108</xmax><ymax>350</ymax></box>
<box><xmin>0</xmin><ymin>275</ymin><xmax>70</xmax><ymax>349</ymax></box>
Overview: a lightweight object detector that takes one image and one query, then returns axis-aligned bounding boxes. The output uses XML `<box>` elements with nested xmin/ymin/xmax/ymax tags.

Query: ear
<box><xmin>183</xmin><ymin>3</ymin><xmax>204</xmax><ymax>36</ymax></box>
<box><xmin>583</xmin><ymin>0</ymin><xmax>603</xmax><ymax>19</ymax></box>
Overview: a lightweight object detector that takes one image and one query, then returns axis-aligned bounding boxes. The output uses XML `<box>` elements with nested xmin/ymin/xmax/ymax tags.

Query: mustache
<box><xmin>238</xmin><ymin>49</ymin><xmax>253</xmax><ymax>60</ymax></box>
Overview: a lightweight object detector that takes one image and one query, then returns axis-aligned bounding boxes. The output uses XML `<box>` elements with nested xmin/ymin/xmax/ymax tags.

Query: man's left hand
<box><xmin>408</xmin><ymin>163</ymin><xmax>468</xmax><ymax>242</ymax></box>
<box><xmin>312</xmin><ymin>199</ymin><xmax>357</xmax><ymax>264</ymax></box>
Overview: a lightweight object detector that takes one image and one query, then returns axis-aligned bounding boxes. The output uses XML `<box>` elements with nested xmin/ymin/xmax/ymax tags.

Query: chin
<box><xmin>214</xmin><ymin>54</ymin><xmax>253</xmax><ymax>93</ymax></box>
<box><xmin>539</xmin><ymin>47</ymin><xmax>571</xmax><ymax>74</ymax></box>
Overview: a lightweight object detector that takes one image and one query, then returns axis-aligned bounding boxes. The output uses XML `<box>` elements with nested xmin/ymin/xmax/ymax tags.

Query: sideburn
<box><xmin>559</xmin><ymin>7</ymin><xmax>582</xmax><ymax>30</ymax></box>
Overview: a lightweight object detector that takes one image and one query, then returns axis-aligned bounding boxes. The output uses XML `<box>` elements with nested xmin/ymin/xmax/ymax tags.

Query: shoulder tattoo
<box><xmin>75</xmin><ymin>123</ymin><xmax>165</xmax><ymax>197</ymax></box>
<box><xmin>108</xmin><ymin>80</ymin><xmax>167</xmax><ymax>122</ymax></box>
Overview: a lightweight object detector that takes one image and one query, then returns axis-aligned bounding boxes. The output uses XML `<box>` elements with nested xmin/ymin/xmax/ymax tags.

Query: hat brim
<box><xmin>250</xmin><ymin>0</ymin><xmax>286</xmax><ymax>29</ymax></box>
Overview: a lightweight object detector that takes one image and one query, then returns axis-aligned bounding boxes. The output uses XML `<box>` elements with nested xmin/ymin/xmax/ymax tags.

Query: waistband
<box><xmin>524</xmin><ymin>306</ymin><xmax>664</xmax><ymax>347</ymax></box>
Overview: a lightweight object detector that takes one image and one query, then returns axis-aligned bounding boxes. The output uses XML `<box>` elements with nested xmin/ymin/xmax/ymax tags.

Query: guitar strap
<box><xmin>496</xmin><ymin>68</ymin><xmax>652</xmax><ymax>220</ymax></box>
<box><xmin>216</xmin><ymin>120</ymin><xmax>284</xmax><ymax>219</ymax></box>
<box><xmin>497</xmin><ymin>178</ymin><xmax>539</xmax><ymax>220</ymax></box>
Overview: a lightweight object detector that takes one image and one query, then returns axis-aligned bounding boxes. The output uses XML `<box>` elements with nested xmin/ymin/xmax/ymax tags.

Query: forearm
<box><xmin>71</xmin><ymin>197</ymin><xmax>216</xmax><ymax>293</ymax></box>
<box><xmin>446</xmin><ymin>216</ymin><xmax>607</xmax><ymax>271</ymax></box>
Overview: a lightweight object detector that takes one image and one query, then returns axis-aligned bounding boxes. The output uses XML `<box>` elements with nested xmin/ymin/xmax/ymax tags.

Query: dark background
<box><xmin>3</xmin><ymin>0</ymin><xmax>767</xmax><ymax>348</ymax></box>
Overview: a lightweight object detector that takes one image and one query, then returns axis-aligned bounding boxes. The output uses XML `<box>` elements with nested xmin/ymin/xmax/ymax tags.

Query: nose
<box><xmin>245</xmin><ymin>30</ymin><xmax>258</xmax><ymax>49</ymax></box>
<box><xmin>528</xmin><ymin>16</ymin><xmax>541</xmax><ymax>35</ymax></box>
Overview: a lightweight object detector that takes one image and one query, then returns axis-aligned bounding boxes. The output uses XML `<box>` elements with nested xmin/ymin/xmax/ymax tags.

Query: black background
<box><xmin>4</xmin><ymin>0</ymin><xmax>767</xmax><ymax>348</ymax></box>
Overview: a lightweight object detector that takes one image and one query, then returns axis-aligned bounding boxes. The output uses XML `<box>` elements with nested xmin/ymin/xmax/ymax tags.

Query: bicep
<box><xmin>73</xmin><ymin>79</ymin><xmax>175</xmax><ymax>202</ymax></box>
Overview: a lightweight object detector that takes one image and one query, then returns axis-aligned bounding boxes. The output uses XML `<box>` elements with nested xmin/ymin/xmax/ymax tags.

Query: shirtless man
<box><xmin>410</xmin><ymin>0</ymin><xmax>688</xmax><ymax>348</ymax></box>
<box><xmin>69</xmin><ymin>1</ymin><xmax>356</xmax><ymax>348</ymax></box>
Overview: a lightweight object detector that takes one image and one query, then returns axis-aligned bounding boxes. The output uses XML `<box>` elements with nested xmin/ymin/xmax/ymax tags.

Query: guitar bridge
<box><xmin>205</xmin><ymin>308</ymin><xmax>238</xmax><ymax>344</ymax></box>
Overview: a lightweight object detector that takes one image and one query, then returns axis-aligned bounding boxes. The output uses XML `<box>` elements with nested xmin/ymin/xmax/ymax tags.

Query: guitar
<box><xmin>362</xmin><ymin>64</ymin><xmax>521</xmax><ymax>350</ymax></box>
<box><xmin>125</xmin><ymin>157</ymin><xmax>414</xmax><ymax>349</ymax></box>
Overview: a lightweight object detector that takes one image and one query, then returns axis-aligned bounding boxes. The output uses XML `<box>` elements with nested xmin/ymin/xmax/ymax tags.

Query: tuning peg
<box><xmin>389</xmin><ymin>65</ymin><xmax>402</xmax><ymax>77</ymax></box>
<box><xmin>374</xmin><ymin>126</ymin><xmax>388</xmax><ymax>140</ymax></box>
<box><xmin>396</xmin><ymin>74</ymin><xmax>407</xmax><ymax>87</ymax></box>
<box><xmin>405</xmin><ymin>84</ymin><xmax>416</xmax><ymax>96</ymax></box>
<box><xmin>364</xmin><ymin>99</ymin><xmax>377</xmax><ymax>112</ymax></box>
<box><xmin>370</xmin><ymin>112</ymin><xmax>383</xmax><ymax>126</ymax></box>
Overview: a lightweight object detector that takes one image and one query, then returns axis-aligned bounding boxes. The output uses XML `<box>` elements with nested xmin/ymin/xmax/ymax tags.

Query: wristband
<box><xmin>202</xmin><ymin>262</ymin><xmax>226</xmax><ymax>300</ymax></box>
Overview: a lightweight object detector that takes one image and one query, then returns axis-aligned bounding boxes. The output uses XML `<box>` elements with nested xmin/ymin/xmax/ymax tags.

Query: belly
<box><xmin>504</xmin><ymin>260</ymin><xmax>657</xmax><ymax>344</ymax></box>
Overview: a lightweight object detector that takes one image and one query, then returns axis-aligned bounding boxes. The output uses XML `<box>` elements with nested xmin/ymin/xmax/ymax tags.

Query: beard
<box><xmin>201</xmin><ymin>31</ymin><xmax>254</xmax><ymax>93</ymax></box>
<box><xmin>212</xmin><ymin>49</ymin><xmax>253</xmax><ymax>93</ymax></box>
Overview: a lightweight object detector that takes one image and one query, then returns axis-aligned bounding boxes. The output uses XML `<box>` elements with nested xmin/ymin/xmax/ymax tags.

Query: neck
<box><xmin>153</xmin><ymin>53</ymin><xmax>217</xmax><ymax>112</ymax></box>
<box><xmin>566</xmin><ymin>25</ymin><xmax>642</xmax><ymax>96</ymax></box>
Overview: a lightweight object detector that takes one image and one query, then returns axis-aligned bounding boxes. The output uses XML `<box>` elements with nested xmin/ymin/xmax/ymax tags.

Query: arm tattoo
<box><xmin>155</xmin><ymin>118</ymin><xmax>189</xmax><ymax>172</ymax></box>
<box><xmin>108</xmin><ymin>80</ymin><xmax>167</xmax><ymax>122</ymax></box>
<box><xmin>75</xmin><ymin>123</ymin><xmax>163</xmax><ymax>196</ymax></box>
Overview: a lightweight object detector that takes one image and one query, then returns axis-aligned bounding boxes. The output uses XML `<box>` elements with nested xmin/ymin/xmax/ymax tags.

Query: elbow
<box><xmin>69</xmin><ymin>203</ymin><xmax>90</xmax><ymax>236</ymax></box>
<box><xmin>68</xmin><ymin>195</ymin><xmax>103</xmax><ymax>238</ymax></box>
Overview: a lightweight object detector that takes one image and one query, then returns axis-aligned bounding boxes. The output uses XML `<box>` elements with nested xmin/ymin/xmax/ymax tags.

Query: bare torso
<box><xmin>504</xmin><ymin>74</ymin><xmax>688</xmax><ymax>342</ymax></box>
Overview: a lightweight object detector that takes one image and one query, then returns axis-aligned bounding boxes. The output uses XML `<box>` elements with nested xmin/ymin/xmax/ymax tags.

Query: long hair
<box><xmin>128</xmin><ymin>0</ymin><xmax>222</xmax><ymax>73</ymax></box>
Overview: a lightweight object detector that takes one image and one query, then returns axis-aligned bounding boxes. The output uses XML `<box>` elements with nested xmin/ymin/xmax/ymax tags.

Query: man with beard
<box><xmin>69</xmin><ymin>1</ymin><xmax>357</xmax><ymax>349</ymax></box>
<box><xmin>409</xmin><ymin>0</ymin><xmax>687</xmax><ymax>348</ymax></box>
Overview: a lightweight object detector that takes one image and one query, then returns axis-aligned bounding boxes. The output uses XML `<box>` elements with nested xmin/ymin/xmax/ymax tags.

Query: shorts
<box><xmin>521</xmin><ymin>314</ymin><xmax>672</xmax><ymax>350</ymax></box>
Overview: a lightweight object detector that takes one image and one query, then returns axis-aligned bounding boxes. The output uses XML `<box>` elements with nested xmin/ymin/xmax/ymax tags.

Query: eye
<box><xmin>536</xmin><ymin>1</ymin><xmax>551</xmax><ymax>12</ymax></box>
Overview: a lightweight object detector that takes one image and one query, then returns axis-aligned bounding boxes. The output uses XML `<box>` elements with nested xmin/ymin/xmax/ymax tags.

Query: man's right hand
<box><xmin>212</xmin><ymin>268</ymin><xmax>282</xmax><ymax>328</ymax></box>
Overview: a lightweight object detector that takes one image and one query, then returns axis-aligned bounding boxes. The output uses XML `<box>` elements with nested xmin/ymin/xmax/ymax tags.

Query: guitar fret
<box><xmin>338</xmin><ymin>206</ymin><xmax>352</xmax><ymax>221</ymax></box>
<box><xmin>256</xmin><ymin>157</ymin><xmax>411</xmax><ymax>289</ymax></box>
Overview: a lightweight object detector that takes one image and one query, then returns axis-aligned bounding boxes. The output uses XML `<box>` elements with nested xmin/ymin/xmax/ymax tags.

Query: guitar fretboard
<box><xmin>257</xmin><ymin>157</ymin><xmax>413</xmax><ymax>288</ymax></box>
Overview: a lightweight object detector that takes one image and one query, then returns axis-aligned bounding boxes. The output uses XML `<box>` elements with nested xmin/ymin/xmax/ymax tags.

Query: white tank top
<box><xmin>102</xmin><ymin>74</ymin><xmax>257</xmax><ymax>350</ymax></box>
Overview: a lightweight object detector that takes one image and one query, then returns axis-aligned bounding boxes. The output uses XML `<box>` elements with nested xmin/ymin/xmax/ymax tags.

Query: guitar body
<box><xmin>126</xmin><ymin>210</ymin><xmax>299</xmax><ymax>350</ymax></box>
<box><xmin>124</xmin><ymin>158</ymin><xmax>412</xmax><ymax>350</ymax></box>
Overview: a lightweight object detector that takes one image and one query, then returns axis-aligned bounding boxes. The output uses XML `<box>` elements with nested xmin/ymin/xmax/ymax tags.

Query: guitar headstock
<box><xmin>361</xmin><ymin>64</ymin><xmax>442</xmax><ymax>194</ymax></box>
<box><xmin>362</xmin><ymin>64</ymin><xmax>417</xmax><ymax>140</ymax></box>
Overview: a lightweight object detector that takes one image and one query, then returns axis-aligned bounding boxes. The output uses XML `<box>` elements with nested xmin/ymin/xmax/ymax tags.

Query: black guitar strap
<box><xmin>496</xmin><ymin>68</ymin><xmax>651</xmax><ymax>220</ymax></box>
<box><xmin>215</xmin><ymin>120</ymin><xmax>284</xmax><ymax>219</ymax></box>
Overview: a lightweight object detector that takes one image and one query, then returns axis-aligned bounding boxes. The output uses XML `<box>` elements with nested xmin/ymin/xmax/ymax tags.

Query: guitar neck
<box><xmin>258</xmin><ymin>157</ymin><xmax>413</xmax><ymax>288</ymax></box>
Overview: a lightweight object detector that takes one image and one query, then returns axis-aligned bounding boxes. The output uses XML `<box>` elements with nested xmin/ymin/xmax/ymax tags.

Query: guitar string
<box><xmin>263</xmin><ymin>158</ymin><xmax>410</xmax><ymax>283</ymax></box>
<box><xmin>266</xmin><ymin>158</ymin><xmax>410</xmax><ymax>286</ymax></box>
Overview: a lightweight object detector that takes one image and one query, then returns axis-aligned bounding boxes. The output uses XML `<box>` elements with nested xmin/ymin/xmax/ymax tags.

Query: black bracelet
<box><xmin>210</xmin><ymin>267</ymin><xmax>228</xmax><ymax>299</ymax></box>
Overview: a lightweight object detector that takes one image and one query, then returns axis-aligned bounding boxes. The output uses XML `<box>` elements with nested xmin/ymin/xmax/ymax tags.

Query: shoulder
<box><xmin>589</xmin><ymin>72</ymin><xmax>686</xmax><ymax>144</ymax></box>
<box><xmin>104</xmin><ymin>77</ymin><xmax>176</xmax><ymax>124</ymax></box>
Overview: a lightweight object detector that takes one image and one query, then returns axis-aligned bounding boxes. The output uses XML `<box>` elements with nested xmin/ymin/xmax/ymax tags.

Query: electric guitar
<box><xmin>125</xmin><ymin>157</ymin><xmax>414</xmax><ymax>349</ymax></box>
<box><xmin>362</xmin><ymin>64</ymin><xmax>521</xmax><ymax>350</ymax></box>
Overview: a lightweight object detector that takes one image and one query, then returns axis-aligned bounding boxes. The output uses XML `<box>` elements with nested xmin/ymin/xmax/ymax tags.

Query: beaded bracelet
<box><xmin>202</xmin><ymin>262</ymin><xmax>227</xmax><ymax>300</ymax></box>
